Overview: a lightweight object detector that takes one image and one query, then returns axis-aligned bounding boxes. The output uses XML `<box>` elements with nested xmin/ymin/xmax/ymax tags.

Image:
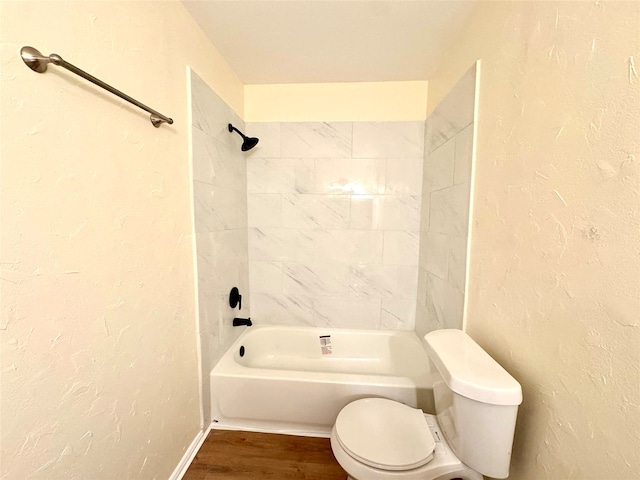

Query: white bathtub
<box><xmin>210</xmin><ymin>325</ymin><xmax>434</xmax><ymax>436</ymax></box>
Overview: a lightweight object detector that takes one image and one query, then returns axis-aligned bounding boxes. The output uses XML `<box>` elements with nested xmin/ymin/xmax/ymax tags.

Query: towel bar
<box><xmin>21</xmin><ymin>46</ymin><xmax>173</xmax><ymax>128</ymax></box>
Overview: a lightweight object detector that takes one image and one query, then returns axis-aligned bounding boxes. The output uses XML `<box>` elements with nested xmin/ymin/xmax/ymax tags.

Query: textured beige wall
<box><xmin>427</xmin><ymin>2</ymin><xmax>639</xmax><ymax>479</ymax></box>
<box><xmin>0</xmin><ymin>1</ymin><xmax>243</xmax><ymax>478</ymax></box>
<box><xmin>245</xmin><ymin>81</ymin><xmax>428</xmax><ymax>122</ymax></box>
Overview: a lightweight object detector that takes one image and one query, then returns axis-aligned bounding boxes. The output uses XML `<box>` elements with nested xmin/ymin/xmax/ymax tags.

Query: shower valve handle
<box><xmin>229</xmin><ymin>287</ymin><xmax>242</xmax><ymax>310</ymax></box>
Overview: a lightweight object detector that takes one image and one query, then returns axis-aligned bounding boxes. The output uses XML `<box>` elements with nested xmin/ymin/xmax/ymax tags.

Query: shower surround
<box><xmin>416</xmin><ymin>63</ymin><xmax>477</xmax><ymax>335</ymax></box>
<box><xmin>245</xmin><ymin>121</ymin><xmax>425</xmax><ymax>330</ymax></box>
<box><xmin>190</xmin><ymin>71</ymin><xmax>250</xmax><ymax>424</ymax></box>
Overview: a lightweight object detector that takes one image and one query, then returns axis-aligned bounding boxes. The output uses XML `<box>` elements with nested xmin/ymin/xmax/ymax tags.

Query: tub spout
<box><xmin>233</xmin><ymin>317</ymin><xmax>252</xmax><ymax>327</ymax></box>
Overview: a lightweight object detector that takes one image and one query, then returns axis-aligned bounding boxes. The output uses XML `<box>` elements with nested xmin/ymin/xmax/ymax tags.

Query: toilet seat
<box><xmin>334</xmin><ymin>398</ymin><xmax>436</xmax><ymax>471</ymax></box>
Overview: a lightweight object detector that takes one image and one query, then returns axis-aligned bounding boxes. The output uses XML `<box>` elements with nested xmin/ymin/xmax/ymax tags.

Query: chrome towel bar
<box><xmin>20</xmin><ymin>46</ymin><xmax>173</xmax><ymax>128</ymax></box>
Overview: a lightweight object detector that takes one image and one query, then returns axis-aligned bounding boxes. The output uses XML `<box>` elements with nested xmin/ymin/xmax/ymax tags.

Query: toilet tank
<box><xmin>424</xmin><ymin>330</ymin><xmax>522</xmax><ymax>479</ymax></box>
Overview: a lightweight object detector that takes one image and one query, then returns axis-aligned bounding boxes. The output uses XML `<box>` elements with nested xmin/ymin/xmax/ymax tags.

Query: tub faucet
<box><xmin>233</xmin><ymin>317</ymin><xmax>252</xmax><ymax>327</ymax></box>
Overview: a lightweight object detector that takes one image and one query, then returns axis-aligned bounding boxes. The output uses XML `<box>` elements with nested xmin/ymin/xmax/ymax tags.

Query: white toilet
<box><xmin>330</xmin><ymin>329</ymin><xmax>523</xmax><ymax>480</ymax></box>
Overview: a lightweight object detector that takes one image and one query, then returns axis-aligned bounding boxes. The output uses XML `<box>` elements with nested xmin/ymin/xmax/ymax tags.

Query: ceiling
<box><xmin>181</xmin><ymin>1</ymin><xmax>478</xmax><ymax>85</ymax></box>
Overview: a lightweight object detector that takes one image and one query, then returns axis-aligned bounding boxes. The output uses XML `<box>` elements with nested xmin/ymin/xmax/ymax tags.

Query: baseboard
<box><xmin>168</xmin><ymin>424</ymin><xmax>211</xmax><ymax>480</ymax></box>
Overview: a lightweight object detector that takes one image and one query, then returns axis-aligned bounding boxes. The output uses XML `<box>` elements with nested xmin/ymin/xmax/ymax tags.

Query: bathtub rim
<box><xmin>214</xmin><ymin>324</ymin><xmax>431</xmax><ymax>371</ymax></box>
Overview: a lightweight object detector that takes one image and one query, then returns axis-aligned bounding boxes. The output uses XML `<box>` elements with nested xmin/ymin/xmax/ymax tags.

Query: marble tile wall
<box><xmin>191</xmin><ymin>71</ymin><xmax>250</xmax><ymax>423</ymax></box>
<box><xmin>245</xmin><ymin>121</ymin><xmax>424</xmax><ymax>330</ymax></box>
<box><xmin>415</xmin><ymin>63</ymin><xmax>477</xmax><ymax>337</ymax></box>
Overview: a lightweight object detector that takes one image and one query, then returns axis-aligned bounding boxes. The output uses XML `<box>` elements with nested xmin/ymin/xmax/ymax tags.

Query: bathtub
<box><xmin>210</xmin><ymin>325</ymin><xmax>434</xmax><ymax>437</ymax></box>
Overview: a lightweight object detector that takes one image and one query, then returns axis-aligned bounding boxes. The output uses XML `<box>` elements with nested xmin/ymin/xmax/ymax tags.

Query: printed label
<box><xmin>319</xmin><ymin>335</ymin><xmax>332</xmax><ymax>355</ymax></box>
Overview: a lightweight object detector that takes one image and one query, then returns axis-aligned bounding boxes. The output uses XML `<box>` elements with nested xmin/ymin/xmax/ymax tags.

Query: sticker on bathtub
<box><xmin>319</xmin><ymin>335</ymin><xmax>332</xmax><ymax>355</ymax></box>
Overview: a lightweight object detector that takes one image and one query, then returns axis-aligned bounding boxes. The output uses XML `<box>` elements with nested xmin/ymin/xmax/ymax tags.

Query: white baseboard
<box><xmin>168</xmin><ymin>424</ymin><xmax>211</xmax><ymax>480</ymax></box>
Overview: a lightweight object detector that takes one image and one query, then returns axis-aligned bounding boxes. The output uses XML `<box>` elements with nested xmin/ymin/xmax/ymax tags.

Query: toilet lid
<box><xmin>335</xmin><ymin>398</ymin><xmax>435</xmax><ymax>471</ymax></box>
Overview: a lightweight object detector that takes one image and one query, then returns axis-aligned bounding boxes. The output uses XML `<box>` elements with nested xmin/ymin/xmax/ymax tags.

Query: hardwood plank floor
<box><xmin>183</xmin><ymin>429</ymin><xmax>347</xmax><ymax>480</ymax></box>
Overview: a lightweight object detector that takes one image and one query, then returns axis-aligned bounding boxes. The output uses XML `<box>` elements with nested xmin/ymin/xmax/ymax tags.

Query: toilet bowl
<box><xmin>330</xmin><ymin>398</ymin><xmax>482</xmax><ymax>480</ymax></box>
<box><xmin>330</xmin><ymin>329</ymin><xmax>523</xmax><ymax>480</ymax></box>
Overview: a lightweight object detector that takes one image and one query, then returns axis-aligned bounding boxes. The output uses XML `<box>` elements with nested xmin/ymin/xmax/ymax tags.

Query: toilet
<box><xmin>330</xmin><ymin>329</ymin><xmax>523</xmax><ymax>480</ymax></box>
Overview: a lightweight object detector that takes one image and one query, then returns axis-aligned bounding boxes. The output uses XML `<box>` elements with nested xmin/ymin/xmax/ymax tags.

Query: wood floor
<box><xmin>183</xmin><ymin>429</ymin><xmax>347</xmax><ymax>480</ymax></box>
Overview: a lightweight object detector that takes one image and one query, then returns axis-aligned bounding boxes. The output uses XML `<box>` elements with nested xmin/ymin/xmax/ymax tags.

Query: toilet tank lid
<box><xmin>424</xmin><ymin>330</ymin><xmax>523</xmax><ymax>406</ymax></box>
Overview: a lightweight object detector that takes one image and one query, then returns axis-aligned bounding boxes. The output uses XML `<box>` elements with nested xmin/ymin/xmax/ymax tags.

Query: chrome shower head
<box><xmin>228</xmin><ymin>124</ymin><xmax>259</xmax><ymax>152</ymax></box>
